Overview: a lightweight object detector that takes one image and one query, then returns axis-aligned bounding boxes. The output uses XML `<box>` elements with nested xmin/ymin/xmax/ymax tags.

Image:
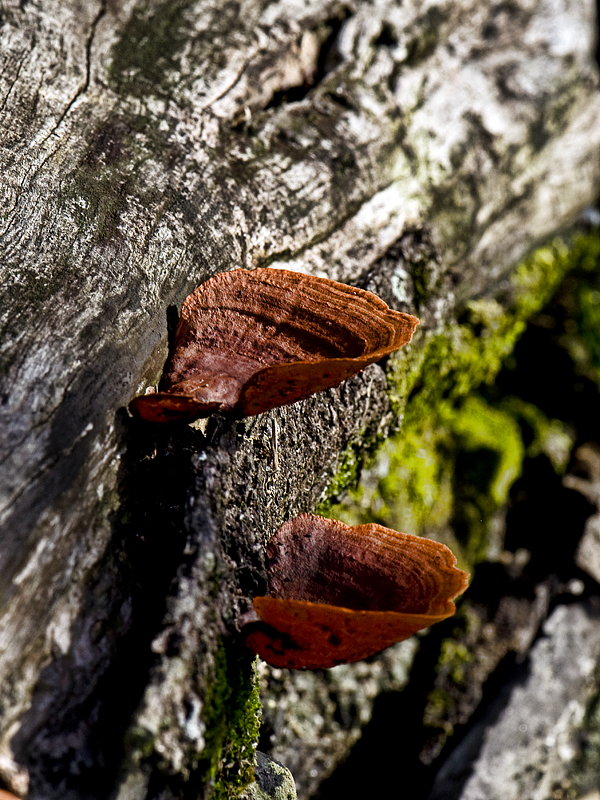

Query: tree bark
<box><xmin>0</xmin><ymin>0</ymin><xmax>599</xmax><ymax>798</ymax></box>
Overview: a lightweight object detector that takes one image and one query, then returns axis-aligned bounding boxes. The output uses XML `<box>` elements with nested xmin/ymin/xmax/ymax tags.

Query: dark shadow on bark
<box><xmin>10</xmin><ymin>409</ymin><xmax>206</xmax><ymax>799</ymax></box>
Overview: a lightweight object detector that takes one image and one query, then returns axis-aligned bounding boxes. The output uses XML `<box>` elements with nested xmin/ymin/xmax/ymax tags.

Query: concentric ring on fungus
<box><xmin>240</xmin><ymin>514</ymin><xmax>469</xmax><ymax>669</ymax></box>
<box><xmin>130</xmin><ymin>268</ymin><xmax>419</xmax><ymax>422</ymax></box>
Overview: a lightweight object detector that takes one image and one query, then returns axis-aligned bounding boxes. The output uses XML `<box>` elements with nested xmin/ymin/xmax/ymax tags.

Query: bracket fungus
<box><xmin>130</xmin><ymin>268</ymin><xmax>419</xmax><ymax>421</ymax></box>
<box><xmin>241</xmin><ymin>514</ymin><xmax>469</xmax><ymax>669</ymax></box>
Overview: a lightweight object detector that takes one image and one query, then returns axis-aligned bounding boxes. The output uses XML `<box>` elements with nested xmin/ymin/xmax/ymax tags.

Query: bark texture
<box><xmin>0</xmin><ymin>0</ymin><xmax>599</xmax><ymax>798</ymax></box>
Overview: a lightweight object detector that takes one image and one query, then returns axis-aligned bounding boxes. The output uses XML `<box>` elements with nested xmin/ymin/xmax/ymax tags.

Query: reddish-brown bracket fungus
<box><xmin>130</xmin><ymin>268</ymin><xmax>419</xmax><ymax>422</ymax></box>
<box><xmin>241</xmin><ymin>514</ymin><xmax>469</xmax><ymax>669</ymax></box>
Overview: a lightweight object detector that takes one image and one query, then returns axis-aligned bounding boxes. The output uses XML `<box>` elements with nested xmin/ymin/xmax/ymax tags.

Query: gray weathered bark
<box><xmin>430</xmin><ymin>600</ymin><xmax>600</xmax><ymax>800</ymax></box>
<box><xmin>1</xmin><ymin>0</ymin><xmax>599</xmax><ymax>798</ymax></box>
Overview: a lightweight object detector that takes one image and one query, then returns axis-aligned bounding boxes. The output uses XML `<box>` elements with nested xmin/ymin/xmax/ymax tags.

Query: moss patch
<box><xmin>197</xmin><ymin>644</ymin><xmax>262</xmax><ymax>800</ymax></box>
<box><xmin>320</xmin><ymin>232</ymin><xmax>600</xmax><ymax>570</ymax></box>
<box><xmin>556</xmin><ymin>233</ymin><xmax>600</xmax><ymax>391</ymax></box>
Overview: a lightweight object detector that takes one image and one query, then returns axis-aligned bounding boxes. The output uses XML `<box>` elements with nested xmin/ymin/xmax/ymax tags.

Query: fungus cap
<box><xmin>242</xmin><ymin>514</ymin><xmax>469</xmax><ymax>669</ymax></box>
<box><xmin>130</xmin><ymin>268</ymin><xmax>419</xmax><ymax>421</ymax></box>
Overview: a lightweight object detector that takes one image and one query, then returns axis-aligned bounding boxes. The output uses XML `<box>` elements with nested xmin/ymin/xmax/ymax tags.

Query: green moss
<box><xmin>321</xmin><ymin>448</ymin><xmax>361</xmax><ymax>507</ymax></box>
<box><xmin>198</xmin><ymin>647</ymin><xmax>231</xmax><ymax>784</ymax></box>
<box><xmin>424</xmin><ymin>687</ymin><xmax>456</xmax><ymax>735</ymax></box>
<box><xmin>423</xmin><ymin>633</ymin><xmax>475</xmax><ymax>737</ymax></box>
<box><xmin>319</xmin><ymin>429</ymin><xmax>387</xmax><ymax>508</ymax></box>
<box><xmin>578</xmin><ymin>283</ymin><xmax>600</xmax><ymax>384</ymax></box>
<box><xmin>404</xmin><ymin>237</ymin><xmax>579</xmax><ymax>423</ymax></box>
<box><xmin>322</xmin><ymin>232</ymin><xmax>600</xmax><ymax>568</ymax></box>
<box><xmin>422</xmin><ymin>606</ymin><xmax>481</xmax><ymax>739</ymax></box>
<box><xmin>320</xmin><ymin>392</ymin><xmax>534</xmax><ymax>567</ymax></box>
<box><xmin>437</xmin><ymin>638</ymin><xmax>473</xmax><ymax>683</ymax></box>
<box><xmin>196</xmin><ymin>643</ymin><xmax>262</xmax><ymax>800</ymax></box>
<box><xmin>497</xmin><ymin>397</ymin><xmax>573</xmax><ymax>473</ymax></box>
<box><xmin>448</xmin><ymin>397</ymin><xmax>524</xmax><ymax>506</ymax></box>
<box><xmin>566</xmin><ymin>233</ymin><xmax>600</xmax><ymax>390</ymax></box>
<box><xmin>120</xmin><ymin>647</ymin><xmax>261</xmax><ymax>799</ymax></box>
<box><xmin>214</xmin><ymin>654</ymin><xmax>262</xmax><ymax>800</ymax></box>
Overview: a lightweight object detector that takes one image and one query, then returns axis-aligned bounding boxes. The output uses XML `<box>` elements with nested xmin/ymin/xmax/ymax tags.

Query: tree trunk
<box><xmin>1</xmin><ymin>0</ymin><xmax>599</xmax><ymax>798</ymax></box>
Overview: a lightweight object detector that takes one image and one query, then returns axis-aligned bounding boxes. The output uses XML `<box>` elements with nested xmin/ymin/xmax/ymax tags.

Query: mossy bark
<box><xmin>1</xmin><ymin>1</ymin><xmax>599</xmax><ymax>798</ymax></box>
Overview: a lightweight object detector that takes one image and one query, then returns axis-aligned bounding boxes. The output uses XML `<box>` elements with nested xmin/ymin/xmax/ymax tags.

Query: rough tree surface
<box><xmin>0</xmin><ymin>0</ymin><xmax>599</xmax><ymax>798</ymax></box>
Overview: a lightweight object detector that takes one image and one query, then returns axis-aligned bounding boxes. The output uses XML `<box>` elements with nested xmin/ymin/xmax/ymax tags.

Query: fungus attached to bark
<box><xmin>241</xmin><ymin>514</ymin><xmax>469</xmax><ymax>669</ymax></box>
<box><xmin>130</xmin><ymin>268</ymin><xmax>419</xmax><ymax>422</ymax></box>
